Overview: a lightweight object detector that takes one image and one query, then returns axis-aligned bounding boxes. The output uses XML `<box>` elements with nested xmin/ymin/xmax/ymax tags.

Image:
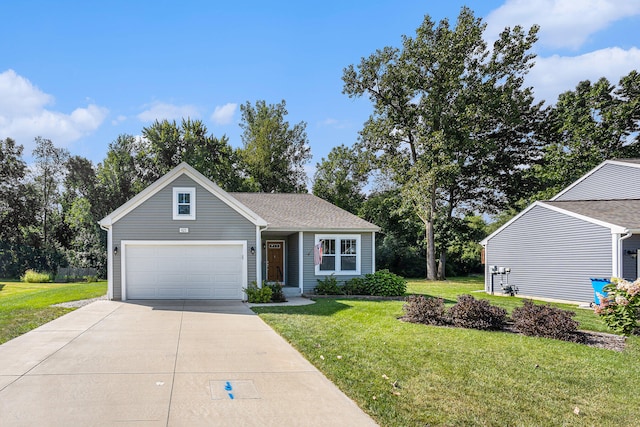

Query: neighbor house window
<box><xmin>173</xmin><ymin>187</ymin><xmax>196</xmax><ymax>220</ymax></box>
<box><xmin>315</xmin><ymin>234</ymin><xmax>361</xmax><ymax>275</ymax></box>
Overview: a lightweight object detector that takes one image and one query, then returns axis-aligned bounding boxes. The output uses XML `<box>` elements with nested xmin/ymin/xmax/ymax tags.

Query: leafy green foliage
<box><xmin>512</xmin><ymin>299</ymin><xmax>582</xmax><ymax>342</ymax></box>
<box><xmin>266</xmin><ymin>282</ymin><xmax>287</xmax><ymax>303</ymax></box>
<box><xmin>21</xmin><ymin>269</ymin><xmax>53</xmax><ymax>283</ymax></box>
<box><xmin>238</xmin><ymin>100</ymin><xmax>311</xmax><ymax>193</ymax></box>
<box><xmin>360</xmin><ymin>269</ymin><xmax>407</xmax><ymax>296</ymax></box>
<box><xmin>244</xmin><ymin>282</ymin><xmax>273</xmax><ymax>303</ymax></box>
<box><xmin>518</xmin><ymin>71</ymin><xmax>640</xmax><ymax>205</ymax></box>
<box><xmin>312</xmin><ymin>144</ymin><xmax>366</xmax><ymax>214</ymax></box>
<box><xmin>343</xmin><ymin>7</ymin><xmax>540</xmax><ymax>279</ymax></box>
<box><xmin>342</xmin><ymin>277</ymin><xmax>367</xmax><ymax>295</ymax></box>
<box><xmin>595</xmin><ymin>278</ymin><xmax>640</xmax><ymax>336</ymax></box>
<box><xmin>447</xmin><ymin>294</ymin><xmax>507</xmax><ymax>331</ymax></box>
<box><xmin>314</xmin><ymin>275</ymin><xmax>342</xmax><ymax>295</ymax></box>
<box><xmin>402</xmin><ymin>295</ymin><xmax>447</xmax><ymax>325</ymax></box>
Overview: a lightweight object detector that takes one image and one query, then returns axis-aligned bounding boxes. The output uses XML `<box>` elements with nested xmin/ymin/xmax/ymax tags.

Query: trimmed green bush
<box><xmin>244</xmin><ymin>282</ymin><xmax>273</xmax><ymax>303</ymax></box>
<box><xmin>343</xmin><ymin>277</ymin><xmax>367</xmax><ymax>295</ymax></box>
<box><xmin>314</xmin><ymin>275</ymin><xmax>342</xmax><ymax>295</ymax></box>
<box><xmin>361</xmin><ymin>269</ymin><xmax>407</xmax><ymax>296</ymax></box>
<box><xmin>21</xmin><ymin>269</ymin><xmax>52</xmax><ymax>283</ymax></box>
<box><xmin>447</xmin><ymin>294</ymin><xmax>507</xmax><ymax>331</ymax></box>
<box><xmin>512</xmin><ymin>299</ymin><xmax>583</xmax><ymax>342</ymax></box>
<box><xmin>267</xmin><ymin>282</ymin><xmax>287</xmax><ymax>302</ymax></box>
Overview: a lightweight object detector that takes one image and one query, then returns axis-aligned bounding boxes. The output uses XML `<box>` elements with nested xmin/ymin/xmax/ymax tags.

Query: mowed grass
<box><xmin>0</xmin><ymin>280</ymin><xmax>107</xmax><ymax>344</ymax></box>
<box><xmin>254</xmin><ymin>277</ymin><xmax>640</xmax><ymax>426</ymax></box>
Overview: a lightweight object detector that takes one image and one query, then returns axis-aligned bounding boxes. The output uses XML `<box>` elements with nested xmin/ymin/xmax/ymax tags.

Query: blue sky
<box><xmin>1</xmin><ymin>0</ymin><xmax>639</xmax><ymax>180</ymax></box>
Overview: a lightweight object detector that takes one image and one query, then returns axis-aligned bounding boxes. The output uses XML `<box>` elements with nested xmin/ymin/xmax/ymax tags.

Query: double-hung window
<box><xmin>315</xmin><ymin>234</ymin><xmax>361</xmax><ymax>275</ymax></box>
<box><xmin>173</xmin><ymin>187</ymin><xmax>196</xmax><ymax>220</ymax></box>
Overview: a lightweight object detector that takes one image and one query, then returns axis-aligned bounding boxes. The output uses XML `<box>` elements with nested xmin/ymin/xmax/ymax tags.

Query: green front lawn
<box><xmin>0</xmin><ymin>280</ymin><xmax>107</xmax><ymax>344</ymax></box>
<box><xmin>254</xmin><ymin>277</ymin><xmax>640</xmax><ymax>426</ymax></box>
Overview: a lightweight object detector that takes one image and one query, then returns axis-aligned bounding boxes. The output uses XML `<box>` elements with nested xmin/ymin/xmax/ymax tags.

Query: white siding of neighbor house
<box><xmin>302</xmin><ymin>232</ymin><xmax>374</xmax><ymax>294</ymax></box>
<box><xmin>555</xmin><ymin>163</ymin><xmax>640</xmax><ymax>201</ymax></box>
<box><xmin>484</xmin><ymin>205</ymin><xmax>612</xmax><ymax>303</ymax></box>
<box><xmin>111</xmin><ymin>175</ymin><xmax>256</xmax><ymax>300</ymax></box>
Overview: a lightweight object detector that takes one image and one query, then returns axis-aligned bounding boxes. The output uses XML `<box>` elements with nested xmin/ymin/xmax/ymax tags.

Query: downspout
<box><xmin>256</xmin><ymin>224</ymin><xmax>269</xmax><ymax>287</ymax></box>
<box><xmin>615</xmin><ymin>230</ymin><xmax>633</xmax><ymax>279</ymax></box>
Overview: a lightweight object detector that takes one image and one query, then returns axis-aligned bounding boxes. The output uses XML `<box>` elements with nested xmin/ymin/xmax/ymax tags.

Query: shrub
<box><xmin>21</xmin><ymin>269</ymin><xmax>52</xmax><ymax>283</ymax></box>
<box><xmin>315</xmin><ymin>275</ymin><xmax>343</xmax><ymax>295</ymax></box>
<box><xmin>267</xmin><ymin>282</ymin><xmax>287</xmax><ymax>303</ymax></box>
<box><xmin>447</xmin><ymin>294</ymin><xmax>507</xmax><ymax>331</ymax></box>
<box><xmin>343</xmin><ymin>277</ymin><xmax>367</xmax><ymax>295</ymax></box>
<box><xmin>594</xmin><ymin>278</ymin><xmax>640</xmax><ymax>336</ymax></box>
<box><xmin>244</xmin><ymin>282</ymin><xmax>273</xmax><ymax>303</ymax></box>
<box><xmin>512</xmin><ymin>299</ymin><xmax>582</xmax><ymax>342</ymax></box>
<box><xmin>403</xmin><ymin>295</ymin><xmax>447</xmax><ymax>325</ymax></box>
<box><xmin>361</xmin><ymin>269</ymin><xmax>407</xmax><ymax>296</ymax></box>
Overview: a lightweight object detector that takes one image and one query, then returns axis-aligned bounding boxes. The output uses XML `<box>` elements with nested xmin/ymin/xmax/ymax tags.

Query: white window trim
<box><xmin>173</xmin><ymin>187</ymin><xmax>196</xmax><ymax>220</ymax></box>
<box><xmin>315</xmin><ymin>234</ymin><xmax>361</xmax><ymax>276</ymax></box>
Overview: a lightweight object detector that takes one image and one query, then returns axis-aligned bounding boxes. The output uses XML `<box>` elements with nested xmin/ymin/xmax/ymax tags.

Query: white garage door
<box><xmin>124</xmin><ymin>242</ymin><xmax>245</xmax><ymax>300</ymax></box>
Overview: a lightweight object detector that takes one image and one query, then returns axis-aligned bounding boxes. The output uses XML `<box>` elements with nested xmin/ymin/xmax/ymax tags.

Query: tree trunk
<box><xmin>426</xmin><ymin>182</ymin><xmax>437</xmax><ymax>280</ymax></box>
<box><xmin>437</xmin><ymin>249</ymin><xmax>446</xmax><ymax>280</ymax></box>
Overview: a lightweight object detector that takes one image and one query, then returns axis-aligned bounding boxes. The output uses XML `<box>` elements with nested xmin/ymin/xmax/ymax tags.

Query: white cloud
<box><xmin>137</xmin><ymin>102</ymin><xmax>200</xmax><ymax>122</ymax></box>
<box><xmin>0</xmin><ymin>69</ymin><xmax>108</xmax><ymax>150</ymax></box>
<box><xmin>485</xmin><ymin>0</ymin><xmax>640</xmax><ymax>50</ymax></box>
<box><xmin>111</xmin><ymin>115</ymin><xmax>127</xmax><ymax>126</ymax></box>
<box><xmin>527</xmin><ymin>47</ymin><xmax>640</xmax><ymax>104</ymax></box>
<box><xmin>320</xmin><ymin>118</ymin><xmax>349</xmax><ymax>129</ymax></box>
<box><xmin>210</xmin><ymin>103</ymin><xmax>237</xmax><ymax>125</ymax></box>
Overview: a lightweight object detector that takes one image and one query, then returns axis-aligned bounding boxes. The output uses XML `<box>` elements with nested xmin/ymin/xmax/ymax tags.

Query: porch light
<box><xmin>250</xmin><ymin>246</ymin><xmax>256</xmax><ymax>255</ymax></box>
<box><xmin>114</xmin><ymin>246</ymin><xmax>118</xmax><ymax>256</ymax></box>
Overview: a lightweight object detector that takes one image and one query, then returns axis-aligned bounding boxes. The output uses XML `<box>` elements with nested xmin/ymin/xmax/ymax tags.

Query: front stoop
<box><xmin>282</xmin><ymin>287</ymin><xmax>302</xmax><ymax>298</ymax></box>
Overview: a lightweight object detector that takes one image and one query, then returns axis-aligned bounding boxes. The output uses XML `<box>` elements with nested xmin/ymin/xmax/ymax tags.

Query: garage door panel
<box><xmin>124</xmin><ymin>243</ymin><xmax>245</xmax><ymax>300</ymax></box>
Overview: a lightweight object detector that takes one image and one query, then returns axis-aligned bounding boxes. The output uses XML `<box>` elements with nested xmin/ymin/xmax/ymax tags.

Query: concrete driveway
<box><xmin>0</xmin><ymin>300</ymin><xmax>377</xmax><ymax>426</ymax></box>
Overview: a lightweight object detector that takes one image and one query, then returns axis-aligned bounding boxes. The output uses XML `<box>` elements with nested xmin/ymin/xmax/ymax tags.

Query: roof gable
<box><xmin>481</xmin><ymin>200</ymin><xmax>628</xmax><ymax>245</ymax></box>
<box><xmin>99</xmin><ymin>163</ymin><xmax>267</xmax><ymax>227</ymax></box>
<box><xmin>552</xmin><ymin>159</ymin><xmax>640</xmax><ymax>201</ymax></box>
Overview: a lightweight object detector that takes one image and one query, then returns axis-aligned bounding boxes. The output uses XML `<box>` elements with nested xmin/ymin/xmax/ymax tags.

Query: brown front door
<box><xmin>266</xmin><ymin>241</ymin><xmax>284</xmax><ymax>283</ymax></box>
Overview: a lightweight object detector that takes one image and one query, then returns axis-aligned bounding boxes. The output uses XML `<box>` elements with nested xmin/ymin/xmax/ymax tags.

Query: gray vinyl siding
<box><xmin>484</xmin><ymin>205</ymin><xmax>612</xmax><ymax>303</ymax></box>
<box><xmin>301</xmin><ymin>232</ymin><xmax>374</xmax><ymax>294</ymax></box>
<box><xmin>622</xmin><ymin>234</ymin><xmax>640</xmax><ymax>280</ymax></box>
<box><xmin>556</xmin><ymin>163</ymin><xmax>640</xmax><ymax>201</ymax></box>
<box><xmin>287</xmin><ymin>234</ymin><xmax>300</xmax><ymax>287</ymax></box>
<box><xmin>111</xmin><ymin>175</ymin><xmax>256</xmax><ymax>300</ymax></box>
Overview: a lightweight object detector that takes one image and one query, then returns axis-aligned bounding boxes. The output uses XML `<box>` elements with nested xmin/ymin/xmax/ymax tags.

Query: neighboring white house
<box><xmin>99</xmin><ymin>163</ymin><xmax>379</xmax><ymax>301</ymax></box>
<box><xmin>481</xmin><ymin>159</ymin><xmax>640</xmax><ymax>304</ymax></box>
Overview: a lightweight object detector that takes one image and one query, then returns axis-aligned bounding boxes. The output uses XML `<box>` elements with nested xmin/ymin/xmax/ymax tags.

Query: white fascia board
<box><xmin>266</xmin><ymin>227</ymin><xmax>380</xmax><ymax>233</ymax></box>
<box><xmin>99</xmin><ymin>162</ymin><xmax>267</xmax><ymax>227</ymax></box>
<box><xmin>538</xmin><ymin>202</ymin><xmax>628</xmax><ymax>234</ymax></box>
<box><xmin>550</xmin><ymin>160</ymin><xmax>640</xmax><ymax>201</ymax></box>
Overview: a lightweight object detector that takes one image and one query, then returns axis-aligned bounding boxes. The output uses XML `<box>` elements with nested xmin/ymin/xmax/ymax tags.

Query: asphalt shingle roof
<box><xmin>229</xmin><ymin>193</ymin><xmax>379</xmax><ymax>231</ymax></box>
<box><xmin>544</xmin><ymin>199</ymin><xmax>640</xmax><ymax>230</ymax></box>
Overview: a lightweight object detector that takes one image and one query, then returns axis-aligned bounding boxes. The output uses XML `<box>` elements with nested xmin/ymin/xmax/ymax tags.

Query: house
<box><xmin>481</xmin><ymin>159</ymin><xmax>640</xmax><ymax>304</ymax></box>
<box><xmin>99</xmin><ymin>162</ymin><xmax>379</xmax><ymax>301</ymax></box>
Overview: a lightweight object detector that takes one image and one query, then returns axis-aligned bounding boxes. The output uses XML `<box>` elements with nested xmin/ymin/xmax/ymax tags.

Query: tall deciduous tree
<box><xmin>343</xmin><ymin>7</ymin><xmax>540</xmax><ymax>279</ymax></box>
<box><xmin>32</xmin><ymin>137</ymin><xmax>69</xmax><ymax>248</ymax></box>
<box><xmin>96</xmin><ymin>134</ymin><xmax>141</xmax><ymax>217</ymax></box>
<box><xmin>238</xmin><ymin>100</ymin><xmax>311</xmax><ymax>193</ymax></box>
<box><xmin>139</xmin><ymin>119</ymin><xmax>250</xmax><ymax>191</ymax></box>
<box><xmin>0</xmin><ymin>138</ymin><xmax>35</xmax><ymax>245</ymax></box>
<box><xmin>522</xmin><ymin>71</ymin><xmax>640</xmax><ymax>202</ymax></box>
<box><xmin>312</xmin><ymin>144</ymin><xmax>366</xmax><ymax>214</ymax></box>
